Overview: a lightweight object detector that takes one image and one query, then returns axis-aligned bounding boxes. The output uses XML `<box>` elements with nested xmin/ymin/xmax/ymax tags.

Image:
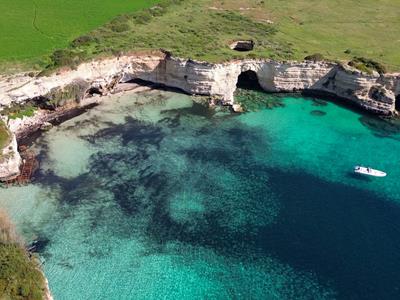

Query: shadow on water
<box><xmin>346</xmin><ymin>172</ymin><xmax>373</xmax><ymax>182</ymax></box>
<box><xmin>259</xmin><ymin>168</ymin><xmax>400</xmax><ymax>299</ymax></box>
<box><xmin>32</xmin><ymin>97</ymin><xmax>400</xmax><ymax>299</ymax></box>
<box><xmin>359</xmin><ymin>115</ymin><xmax>400</xmax><ymax>141</ymax></box>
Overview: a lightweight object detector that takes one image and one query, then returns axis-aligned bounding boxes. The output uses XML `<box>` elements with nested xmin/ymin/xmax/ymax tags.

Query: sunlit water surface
<box><xmin>1</xmin><ymin>90</ymin><xmax>400</xmax><ymax>299</ymax></box>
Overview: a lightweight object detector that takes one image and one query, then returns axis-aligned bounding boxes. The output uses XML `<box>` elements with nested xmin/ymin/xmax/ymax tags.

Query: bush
<box><xmin>348</xmin><ymin>57</ymin><xmax>387</xmax><ymax>74</ymax></box>
<box><xmin>133</xmin><ymin>10</ymin><xmax>153</xmax><ymax>24</ymax></box>
<box><xmin>0</xmin><ymin>210</ymin><xmax>46</xmax><ymax>300</ymax></box>
<box><xmin>110</xmin><ymin>22</ymin><xmax>130</xmax><ymax>33</ymax></box>
<box><xmin>2</xmin><ymin>103</ymin><xmax>37</xmax><ymax>120</ymax></box>
<box><xmin>43</xmin><ymin>79</ymin><xmax>90</xmax><ymax>109</ymax></box>
<box><xmin>50</xmin><ymin>49</ymin><xmax>86</xmax><ymax>69</ymax></box>
<box><xmin>0</xmin><ymin>244</ymin><xmax>45</xmax><ymax>300</ymax></box>
<box><xmin>71</xmin><ymin>35</ymin><xmax>97</xmax><ymax>47</ymax></box>
<box><xmin>0</xmin><ymin>122</ymin><xmax>10</xmax><ymax>152</ymax></box>
<box><xmin>304</xmin><ymin>53</ymin><xmax>325</xmax><ymax>61</ymax></box>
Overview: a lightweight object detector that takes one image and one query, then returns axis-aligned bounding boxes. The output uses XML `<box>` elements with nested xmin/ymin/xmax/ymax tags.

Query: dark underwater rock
<box><xmin>310</xmin><ymin>110</ymin><xmax>326</xmax><ymax>116</ymax></box>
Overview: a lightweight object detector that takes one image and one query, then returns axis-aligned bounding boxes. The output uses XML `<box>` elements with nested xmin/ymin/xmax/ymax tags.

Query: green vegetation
<box><xmin>45</xmin><ymin>0</ymin><xmax>289</xmax><ymax>69</ymax></box>
<box><xmin>42</xmin><ymin>79</ymin><xmax>90</xmax><ymax>109</ymax></box>
<box><xmin>348</xmin><ymin>57</ymin><xmax>387</xmax><ymax>74</ymax></box>
<box><xmin>2</xmin><ymin>103</ymin><xmax>37</xmax><ymax>120</ymax></box>
<box><xmin>1</xmin><ymin>0</ymin><xmax>400</xmax><ymax>72</ymax></box>
<box><xmin>0</xmin><ymin>210</ymin><xmax>46</xmax><ymax>300</ymax></box>
<box><xmin>304</xmin><ymin>53</ymin><xmax>325</xmax><ymax>62</ymax></box>
<box><xmin>227</xmin><ymin>0</ymin><xmax>400</xmax><ymax>71</ymax></box>
<box><xmin>0</xmin><ymin>0</ymin><xmax>160</xmax><ymax>72</ymax></box>
<box><xmin>0</xmin><ymin>122</ymin><xmax>10</xmax><ymax>152</ymax></box>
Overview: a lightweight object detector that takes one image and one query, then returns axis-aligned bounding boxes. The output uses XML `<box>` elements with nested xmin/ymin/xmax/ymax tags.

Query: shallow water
<box><xmin>2</xmin><ymin>90</ymin><xmax>400</xmax><ymax>299</ymax></box>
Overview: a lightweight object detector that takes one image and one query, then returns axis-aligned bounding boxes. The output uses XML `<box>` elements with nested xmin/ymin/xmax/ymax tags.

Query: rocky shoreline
<box><xmin>0</xmin><ymin>54</ymin><xmax>399</xmax><ymax>300</ymax></box>
<box><xmin>0</xmin><ymin>83</ymin><xmax>152</xmax><ymax>181</ymax></box>
<box><xmin>0</xmin><ymin>54</ymin><xmax>399</xmax><ymax>181</ymax></box>
<box><xmin>1</xmin><ymin>53</ymin><xmax>399</xmax><ymax>113</ymax></box>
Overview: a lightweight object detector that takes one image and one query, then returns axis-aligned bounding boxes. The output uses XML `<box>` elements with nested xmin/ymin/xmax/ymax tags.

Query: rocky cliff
<box><xmin>1</xmin><ymin>54</ymin><xmax>399</xmax><ymax>114</ymax></box>
<box><xmin>0</xmin><ymin>133</ymin><xmax>21</xmax><ymax>181</ymax></box>
<box><xmin>0</xmin><ymin>54</ymin><xmax>399</xmax><ymax>180</ymax></box>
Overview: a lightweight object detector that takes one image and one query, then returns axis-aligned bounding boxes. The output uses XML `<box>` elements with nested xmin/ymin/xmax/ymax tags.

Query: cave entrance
<box><xmin>236</xmin><ymin>70</ymin><xmax>262</xmax><ymax>91</ymax></box>
<box><xmin>87</xmin><ymin>87</ymin><xmax>102</xmax><ymax>96</ymax></box>
<box><xmin>396</xmin><ymin>94</ymin><xmax>400</xmax><ymax>112</ymax></box>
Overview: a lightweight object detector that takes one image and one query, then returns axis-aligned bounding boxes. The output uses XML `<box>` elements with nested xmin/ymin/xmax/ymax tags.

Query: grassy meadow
<box><xmin>213</xmin><ymin>0</ymin><xmax>400</xmax><ymax>71</ymax></box>
<box><xmin>0</xmin><ymin>0</ymin><xmax>159</xmax><ymax>71</ymax></box>
<box><xmin>1</xmin><ymin>0</ymin><xmax>400</xmax><ymax>72</ymax></box>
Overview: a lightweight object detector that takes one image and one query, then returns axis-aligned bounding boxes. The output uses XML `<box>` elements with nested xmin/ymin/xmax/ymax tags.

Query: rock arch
<box><xmin>396</xmin><ymin>94</ymin><xmax>400</xmax><ymax>112</ymax></box>
<box><xmin>236</xmin><ymin>70</ymin><xmax>262</xmax><ymax>91</ymax></box>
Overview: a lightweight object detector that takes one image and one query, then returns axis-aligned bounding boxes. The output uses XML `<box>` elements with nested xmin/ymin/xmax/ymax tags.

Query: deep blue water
<box><xmin>2</xmin><ymin>90</ymin><xmax>400</xmax><ymax>299</ymax></box>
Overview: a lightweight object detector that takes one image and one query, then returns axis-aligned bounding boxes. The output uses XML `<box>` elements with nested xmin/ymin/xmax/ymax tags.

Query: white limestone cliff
<box><xmin>1</xmin><ymin>54</ymin><xmax>399</xmax><ymax>115</ymax></box>
<box><xmin>0</xmin><ymin>133</ymin><xmax>21</xmax><ymax>181</ymax></box>
<box><xmin>0</xmin><ymin>54</ymin><xmax>399</xmax><ymax>180</ymax></box>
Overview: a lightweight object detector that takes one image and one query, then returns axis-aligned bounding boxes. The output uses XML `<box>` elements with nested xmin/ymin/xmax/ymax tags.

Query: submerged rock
<box><xmin>359</xmin><ymin>115</ymin><xmax>400</xmax><ymax>137</ymax></box>
<box><xmin>234</xmin><ymin>89</ymin><xmax>285</xmax><ymax>111</ymax></box>
<box><xmin>310</xmin><ymin>110</ymin><xmax>327</xmax><ymax>116</ymax></box>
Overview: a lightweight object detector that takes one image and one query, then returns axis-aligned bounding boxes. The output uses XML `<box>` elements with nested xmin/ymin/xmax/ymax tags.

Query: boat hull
<box><xmin>354</xmin><ymin>166</ymin><xmax>386</xmax><ymax>177</ymax></box>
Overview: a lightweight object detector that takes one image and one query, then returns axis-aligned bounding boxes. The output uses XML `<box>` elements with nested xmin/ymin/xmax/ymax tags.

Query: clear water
<box><xmin>2</xmin><ymin>90</ymin><xmax>400</xmax><ymax>299</ymax></box>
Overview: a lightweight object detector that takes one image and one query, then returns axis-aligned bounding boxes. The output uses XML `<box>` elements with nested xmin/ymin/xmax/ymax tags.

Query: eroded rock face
<box><xmin>1</xmin><ymin>54</ymin><xmax>399</xmax><ymax>115</ymax></box>
<box><xmin>0</xmin><ymin>134</ymin><xmax>21</xmax><ymax>181</ymax></box>
<box><xmin>314</xmin><ymin>65</ymin><xmax>397</xmax><ymax>114</ymax></box>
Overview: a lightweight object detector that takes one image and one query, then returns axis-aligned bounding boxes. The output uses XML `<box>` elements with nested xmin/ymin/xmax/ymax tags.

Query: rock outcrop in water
<box><xmin>1</xmin><ymin>53</ymin><xmax>399</xmax><ymax>115</ymax></box>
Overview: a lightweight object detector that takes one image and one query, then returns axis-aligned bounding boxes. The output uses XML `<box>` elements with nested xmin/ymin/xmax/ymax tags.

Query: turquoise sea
<box><xmin>1</xmin><ymin>89</ymin><xmax>400</xmax><ymax>299</ymax></box>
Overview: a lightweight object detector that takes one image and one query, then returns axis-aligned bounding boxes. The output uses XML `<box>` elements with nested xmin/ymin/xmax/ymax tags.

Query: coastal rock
<box><xmin>0</xmin><ymin>54</ymin><xmax>399</xmax><ymax>115</ymax></box>
<box><xmin>40</xmin><ymin>122</ymin><xmax>53</xmax><ymax>131</ymax></box>
<box><xmin>44</xmin><ymin>277</ymin><xmax>54</xmax><ymax>300</ymax></box>
<box><xmin>0</xmin><ymin>134</ymin><xmax>21</xmax><ymax>181</ymax></box>
<box><xmin>232</xmin><ymin>104</ymin><xmax>244</xmax><ymax>113</ymax></box>
<box><xmin>314</xmin><ymin>65</ymin><xmax>397</xmax><ymax>114</ymax></box>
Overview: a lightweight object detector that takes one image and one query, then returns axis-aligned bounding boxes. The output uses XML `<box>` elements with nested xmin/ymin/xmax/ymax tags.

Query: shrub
<box><xmin>3</xmin><ymin>103</ymin><xmax>37</xmax><ymax>120</ymax></box>
<box><xmin>71</xmin><ymin>35</ymin><xmax>97</xmax><ymax>47</ymax></box>
<box><xmin>0</xmin><ymin>210</ymin><xmax>46</xmax><ymax>300</ymax></box>
<box><xmin>133</xmin><ymin>10</ymin><xmax>153</xmax><ymax>24</ymax></box>
<box><xmin>348</xmin><ymin>57</ymin><xmax>387</xmax><ymax>74</ymax></box>
<box><xmin>43</xmin><ymin>79</ymin><xmax>90</xmax><ymax>109</ymax></box>
<box><xmin>50</xmin><ymin>49</ymin><xmax>86</xmax><ymax>69</ymax></box>
<box><xmin>0</xmin><ymin>122</ymin><xmax>10</xmax><ymax>151</ymax></box>
<box><xmin>110</xmin><ymin>22</ymin><xmax>130</xmax><ymax>33</ymax></box>
<box><xmin>304</xmin><ymin>53</ymin><xmax>325</xmax><ymax>61</ymax></box>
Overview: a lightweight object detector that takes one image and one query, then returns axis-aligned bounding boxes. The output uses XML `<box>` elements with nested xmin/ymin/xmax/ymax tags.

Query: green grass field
<box><xmin>0</xmin><ymin>0</ymin><xmax>159</xmax><ymax>71</ymax></box>
<box><xmin>214</xmin><ymin>0</ymin><xmax>400</xmax><ymax>71</ymax></box>
<box><xmin>1</xmin><ymin>0</ymin><xmax>400</xmax><ymax>72</ymax></box>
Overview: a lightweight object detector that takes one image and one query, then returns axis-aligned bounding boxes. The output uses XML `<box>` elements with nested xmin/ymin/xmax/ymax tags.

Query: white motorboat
<box><xmin>354</xmin><ymin>166</ymin><xmax>386</xmax><ymax>177</ymax></box>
